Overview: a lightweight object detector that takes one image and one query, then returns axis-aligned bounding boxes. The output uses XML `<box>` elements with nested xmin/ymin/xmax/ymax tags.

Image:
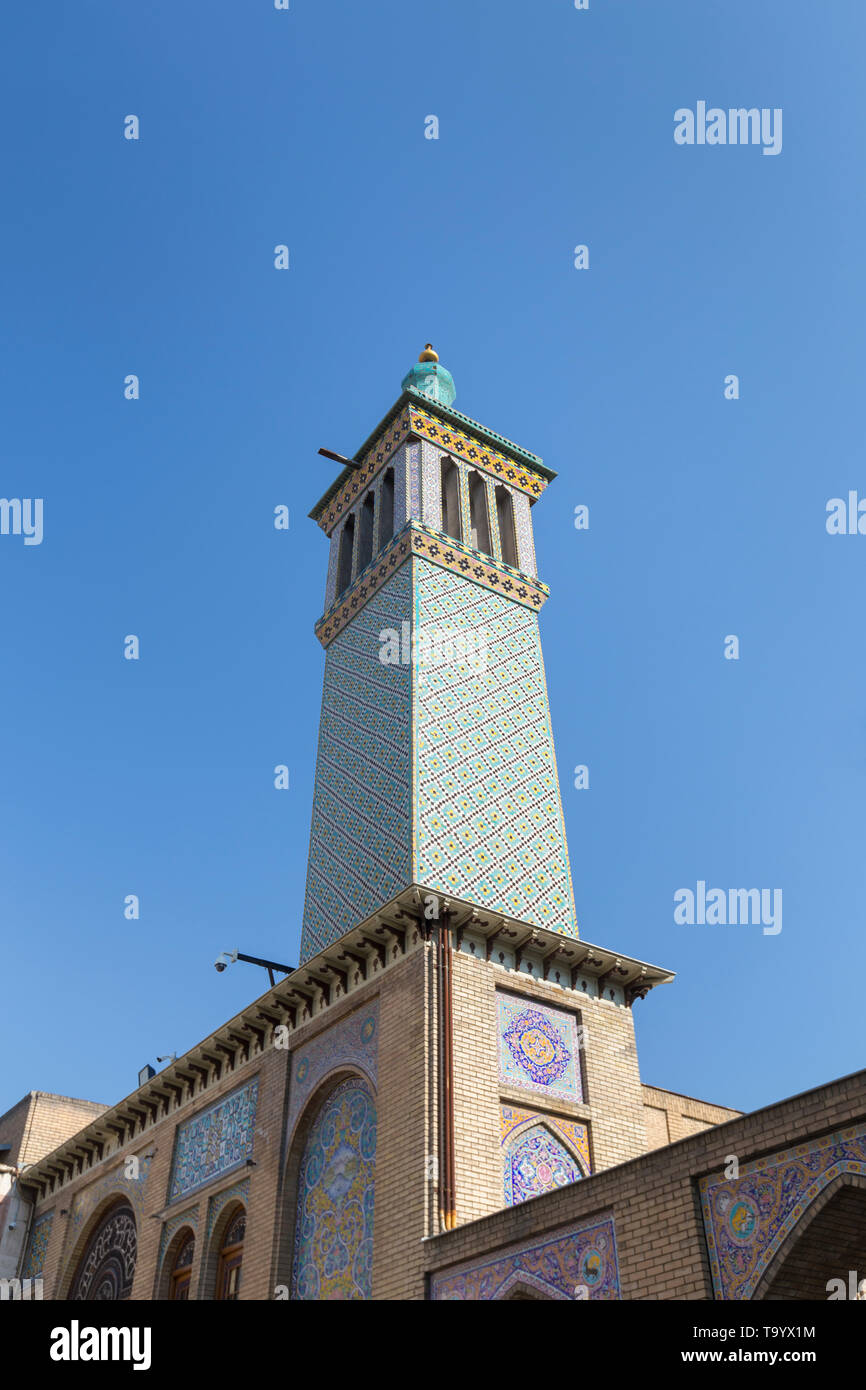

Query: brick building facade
<box><xmin>3</xmin><ymin>351</ymin><xmax>863</xmax><ymax>1301</ymax></box>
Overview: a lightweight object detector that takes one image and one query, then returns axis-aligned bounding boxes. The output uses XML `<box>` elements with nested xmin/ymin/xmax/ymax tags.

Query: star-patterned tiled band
<box><xmin>314</xmin><ymin>520</ymin><xmax>549</xmax><ymax>648</ymax></box>
<box><xmin>315</xmin><ymin>404</ymin><xmax>550</xmax><ymax>535</ymax></box>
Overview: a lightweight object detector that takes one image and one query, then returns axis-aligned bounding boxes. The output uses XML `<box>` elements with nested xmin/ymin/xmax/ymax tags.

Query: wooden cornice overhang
<box><xmin>19</xmin><ymin>889</ymin><xmax>672</xmax><ymax>1204</ymax></box>
<box><xmin>18</xmin><ymin>901</ymin><xmax>420</xmax><ymax>1203</ymax></box>
<box><xmin>431</xmin><ymin>891</ymin><xmax>674</xmax><ymax>1002</ymax></box>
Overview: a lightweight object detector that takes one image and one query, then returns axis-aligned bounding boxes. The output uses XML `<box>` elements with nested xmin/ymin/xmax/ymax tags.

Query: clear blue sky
<box><xmin>2</xmin><ymin>1</ymin><xmax>863</xmax><ymax>1119</ymax></box>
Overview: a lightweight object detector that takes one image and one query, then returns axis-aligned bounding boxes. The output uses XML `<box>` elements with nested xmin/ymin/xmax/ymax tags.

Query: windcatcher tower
<box><xmin>303</xmin><ymin>346</ymin><xmax>577</xmax><ymax>960</ymax></box>
<box><xmin>6</xmin><ymin>351</ymin><xmax>677</xmax><ymax>1307</ymax></box>
<box><xmin>295</xmin><ymin>348</ymin><xmax>673</xmax><ymax>1271</ymax></box>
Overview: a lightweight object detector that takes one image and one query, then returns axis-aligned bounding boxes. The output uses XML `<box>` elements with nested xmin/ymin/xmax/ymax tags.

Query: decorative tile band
<box><xmin>431</xmin><ymin>1214</ymin><xmax>619</xmax><ymax>1300</ymax></box>
<box><xmin>314</xmin><ymin>520</ymin><xmax>549</xmax><ymax>648</ymax></box>
<box><xmin>21</xmin><ymin>1211</ymin><xmax>53</xmax><ymax>1279</ymax></box>
<box><xmin>206</xmin><ymin>1178</ymin><xmax>250</xmax><ymax>1241</ymax></box>
<box><xmin>168</xmin><ymin>1079</ymin><xmax>259</xmax><ymax>1204</ymax></box>
<box><xmin>158</xmin><ymin>1205</ymin><xmax>199</xmax><ymax>1267</ymax></box>
<box><xmin>411</xmin><ymin>527</ymin><xmax>548</xmax><ymax>608</ymax></box>
<box><xmin>408</xmin><ymin>405</ymin><xmax>548</xmax><ymax>503</ymax></box>
<box><xmin>315</xmin><ymin>528</ymin><xmax>414</xmax><ymax>647</ymax></box>
<box><xmin>315</xmin><ymin>404</ymin><xmax>550</xmax><ymax>535</ymax></box>
<box><xmin>699</xmin><ymin>1122</ymin><xmax>866</xmax><ymax>1300</ymax></box>
<box><xmin>316</xmin><ymin>407</ymin><xmax>413</xmax><ymax>534</ymax></box>
<box><xmin>287</xmin><ymin>1001</ymin><xmax>379</xmax><ymax>1141</ymax></box>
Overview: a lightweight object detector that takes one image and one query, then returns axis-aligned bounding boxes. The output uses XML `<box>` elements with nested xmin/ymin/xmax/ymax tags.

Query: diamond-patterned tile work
<box><xmin>301</xmin><ymin>567</ymin><xmax>413</xmax><ymax>961</ymax></box>
<box><xmin>512</xmin><ymin>492</ymin><xmax>537</xmax><ymax>577</ymax></box>
<box><xmin>414</xmin><ymin>560</ymin><xmax>577</xmax><ymax>937</ymax></box>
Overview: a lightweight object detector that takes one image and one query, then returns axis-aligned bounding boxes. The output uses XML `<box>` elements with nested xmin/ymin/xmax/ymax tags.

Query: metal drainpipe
<box><xmin>439</xmin><ymin>908</ymin><xmax>457</xmax><ymax>1231</ymax></box>
<box><xmin>6</xmin><ymin>1169</ymin><xmax>35</xmax><ymax>1281</ymax></box>
<box><xmin>436</xmin><ymin>915</ymin><xmax>445</xmax><ymax>1232</ymax></box>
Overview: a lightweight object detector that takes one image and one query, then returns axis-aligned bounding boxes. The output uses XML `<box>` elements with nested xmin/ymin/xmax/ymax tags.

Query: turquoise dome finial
<box><xmin>401</xmin><ymin>344</ymin><xmax>456</xmax><ymax>407</ymax></box>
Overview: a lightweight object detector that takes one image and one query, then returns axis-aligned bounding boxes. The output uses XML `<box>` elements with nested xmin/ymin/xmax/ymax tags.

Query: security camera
<box><xmin>215</xmin><ymin>958</ymin><xmax>227</xmax><ymax>972</ymax></box>
<box><xmin>8</xmin><ymin>1222</ymin><xmax>17</xmax><ymax>1231</ymax></box>
<box><xmin>214</xmin><ymin>950</ymin><xmax>238</xmax><ymax>973</ymax></box>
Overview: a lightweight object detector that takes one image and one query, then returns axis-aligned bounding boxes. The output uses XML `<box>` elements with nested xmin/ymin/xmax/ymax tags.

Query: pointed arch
<box><xmin>290</xmin><ymin>1074</ymin><xmax>377</xmax><ymax>1300</ymax></box>
<box><xmin>158</xmin><ymin>1226</ymin><xmax>196</xmax><ymax>1301</ymax></box>
<box><xmin>493</xmin><ymin>1269</ymin><xmax>571</xmax><ymax>1301</ymax></box>
<box><xmin>502</xmin><ymin>1120</ymin><xmax>583</xmax><ymax>1207</ymax></box>
<box><xmin>750</xmin><ymin>1172</ymin><xmax>866</xmax><ymax>1301</ymax></box>
<box><xmin>199</xmin><ymin>1199</ymin><xmax>247</xmax><ymax>1302</ymax></box>
<box><xmin>67</xmin><ymin>1197</ymin><xmax>137</xmax><ymax>1301</ymax></box>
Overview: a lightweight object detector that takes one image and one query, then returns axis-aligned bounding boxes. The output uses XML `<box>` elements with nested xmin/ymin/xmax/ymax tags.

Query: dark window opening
<box><xmin>495</xmin><ymin>485</ymin><xmax>519</xmax><ymax>569</ymax></box>
<box><xmin>379</xmin><ymin>468</ymin><xmax>395</xmax><ymax>550</ymax></box>
<box><xmin>441</xmin><ymin>457</ymin><xmax>461</xmax><ymax>541</ymax></box>
<box><xmin>357</xmin><ymin>493</ymin><xmax>375</xmax><ymax>573</ymax></box>
<box><xmin>469</xmin><ymin>470</ymin><xmax>492</xmax><ymax>555</ymax></box>
<box><xmin>336</xmin><ymin>514</ymin><xmax>355</xmax><ymax>595</ymax></box>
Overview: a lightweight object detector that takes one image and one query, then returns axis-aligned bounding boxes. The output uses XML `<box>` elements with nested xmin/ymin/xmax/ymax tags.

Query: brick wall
<box><xmin>641</xmin><ymin>1084</ymin><xmax>741</xmax><ymax>1150</ymax></box>
<box><xmin>0</xmin><ymin>1092</ymin><xmax>107</xmax><ymax>1168</ymax></box>
<box><xmin>32</xmin><ymin>1047</ymin><xmax>281</xmax><ymax>1301</ymax></box>
<box><xmin>25</xmin><ymin>942</ymin><xmax>435</xmax><ymax>1301</ymax></box>
<box><xmin>424</xmin><ymin>1068</ymin><xmax>866</xmax><ymax>1300</ymax></box>
<box><xmin>448</xmin><ymin>947</ymin><xmax>651</xmax><ymax>1216</ymax></box>
<box><xmin>17</xmin><ymin>932</ymin><xmax>858</xmax><ymax>1303</ymax></box>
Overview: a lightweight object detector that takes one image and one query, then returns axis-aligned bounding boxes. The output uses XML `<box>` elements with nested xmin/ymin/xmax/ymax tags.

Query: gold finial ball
<box><xmin>418</xmin><ymin>343</ymin><xmax>439</xmax><ymax>363</ymax></box>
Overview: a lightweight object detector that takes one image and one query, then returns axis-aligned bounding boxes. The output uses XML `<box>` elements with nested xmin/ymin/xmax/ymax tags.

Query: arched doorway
<box><xmin>753</xmin><ymin>1176</ymin><xmax>866</xmax><ymax>1300</ymax></box>
<box><xmin>291</xmin><ymin>1074</ymin><xmax>376</xmax><ymax>1300</ymax></box>
<box><xmin>69</xmin><ymin>1199</ymin><xmax>137</xmax><ymax>1301</ymax></box>
<box><xmin>216</xmin><ymin>1206</ymin><xmax>246</xmax><ymax>1301</ymax></box>
<box><xmin>169</xmin><ymin>1231</ymin><xmax>196</xmax><ymax>1301</ymax></box>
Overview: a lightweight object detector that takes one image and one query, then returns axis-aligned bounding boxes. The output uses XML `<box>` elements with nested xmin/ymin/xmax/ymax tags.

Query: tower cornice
<box><xmin>309</xmin><ymin>388</ymin><xmax>555</xmax><ymax>536</ymax></box>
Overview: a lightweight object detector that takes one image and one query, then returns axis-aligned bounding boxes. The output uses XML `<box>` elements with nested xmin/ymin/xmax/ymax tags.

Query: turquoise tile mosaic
<box><xmin>300</xmin><ymin>568</ymin><xmax>413</xmax><ymax>962</ymax></box>
<box><xmin>167</xmin><ymin>1079</ymin><xmax>258</xmax><ymax>1203</ymax></box>
<box><xmin>414</xmin><ymin>560</ymin><xmax>577</xmax><ymax>936</ymax></box>
<box><xmin>22</xmin><ymin>1211</ymin><xmax>53</xmax><ymax>1279</ymax></box>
